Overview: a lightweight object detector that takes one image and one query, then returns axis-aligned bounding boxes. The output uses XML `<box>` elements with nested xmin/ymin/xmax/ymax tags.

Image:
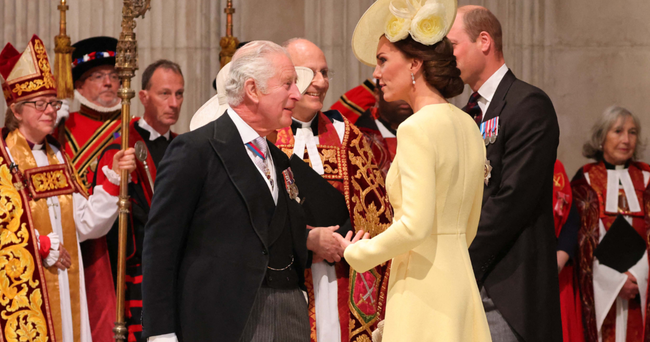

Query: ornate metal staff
<box><xmin>219</xmin><ymin>0</ymin><xmax>239</xmax><ymax>68</ymax></box>
<box><xmin>54</xmin><ymin>0</ymin><xmax>74</xmax><ymax>147</ymax></box>
<box><xmin>114</xmin><ymin>1</ymin><xmax>150</xmax><ymax>341</ymax></box>
<box><xmin>54</xmin><ymin>0</ymin><xmax>74</xmax><ymax>99</ymax></box>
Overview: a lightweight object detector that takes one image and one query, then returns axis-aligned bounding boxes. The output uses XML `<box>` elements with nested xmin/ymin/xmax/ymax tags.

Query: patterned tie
<box><xmin>246</xmin><ymin>137</ymin><xmax>274</xmax><ymax>190</ymax></box>
<box><xmin>463</xmin><ymin>91</ymin><xmax>483</xmax><ymax>125</ymax></box>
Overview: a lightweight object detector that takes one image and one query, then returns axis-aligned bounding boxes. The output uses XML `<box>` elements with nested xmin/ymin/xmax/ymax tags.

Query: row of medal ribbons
<box><xmin>480</xmin><ymin>117</ymin><xmax>499</xmax><ymax>145</ymax></box>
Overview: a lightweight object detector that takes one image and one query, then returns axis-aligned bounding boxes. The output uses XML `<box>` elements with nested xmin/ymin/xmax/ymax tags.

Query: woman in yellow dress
<box><xmin>335</xmin><ymin>0</ymin><xmax>492</xmax><ymax>340</ymax></box>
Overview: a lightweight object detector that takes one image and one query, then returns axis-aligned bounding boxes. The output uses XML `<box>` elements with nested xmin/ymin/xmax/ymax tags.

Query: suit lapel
<box><xmin>209</xmin><ymin>114</ymin><xmax>275</xmax><ymax>247</ymax></box>
<box><xmin>483</xmin><ymin>70</ymin><xmax>516</xmax><ymax>123</ymax></box>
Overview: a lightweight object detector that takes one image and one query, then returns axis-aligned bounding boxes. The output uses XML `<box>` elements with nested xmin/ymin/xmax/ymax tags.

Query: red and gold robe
<box><xmin>553</xmin><ymin>160</ymin><xmax>585</xmax><ymax>342</ymax></box>
<box><xmin>0</xmin><ymin>129</ymin><xmax>93</xmax><ymax>342</ymax></box>
<box><xmin>274</xmin><ymin>111</ymin><xmax>392</xmax><ymax>342</ymax></box>
<box><xmin>572</xmin><ymin>161</ymin><xmax>650</xmax><ymax>341</ymax></box>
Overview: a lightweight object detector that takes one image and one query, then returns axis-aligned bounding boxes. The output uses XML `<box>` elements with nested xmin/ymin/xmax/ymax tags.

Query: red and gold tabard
<box><xmin>59</xmin><ymin>95</ymin><xmax>124</xmax><ymax>342</ymax></box>
<box><xmin>275</xmin><ymin>112</ymin><xmax>393</xmax><ymax>342</ymax></box>
<box><xmin>572</xmin><ymin>161</ymin><xmax>650</xmax><ymax>342</ymax></box>
<box><xmin>62</xmin><ymin>104</ymin><xmax>123</xmax><ymax>190</ymax></box>
<box><xmin>329</xmin><ymin>80</ymin><xmax>377</xmax><ymax>124</ymax></box>
<box><xmin>0</xmin><ymin>129</ymin><xmax>89</xmax><ymax>342</ymax></box>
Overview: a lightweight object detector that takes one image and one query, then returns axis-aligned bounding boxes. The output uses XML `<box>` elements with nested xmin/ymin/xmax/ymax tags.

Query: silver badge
<box><xmin>484</xmin><ymin>159</ymin><xmax>492</xmax><ymax>186</ymax></box>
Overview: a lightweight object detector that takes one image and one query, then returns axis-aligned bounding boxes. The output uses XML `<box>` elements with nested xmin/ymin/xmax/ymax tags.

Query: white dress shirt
<box><xmin>476</xmin><ymin>63</ymin><xmax>509</xmax><ymax>121</ymax></box>
<box><xmin>138</xmin><ymin>117</ymin><xmax>171</xmax><ymax>141</ymax></box>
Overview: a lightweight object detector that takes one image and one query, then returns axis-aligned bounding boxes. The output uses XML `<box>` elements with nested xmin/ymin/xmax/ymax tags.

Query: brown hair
<box><xmin>4</xmin><ymin>103</ymin><xmax>23</xmax><ymax>132</ymax></box>
<box><xmin>141</xmin><ymin>59</ymin><xmax>184</xmax><ymax>90</ymax></box>
<box><xmin>392</xmin><ymin>36</ymin><xmax>464</xmax><ymax>99</ymax></box>
<box><xmin>461</xmin><ymin>7</ymin><xmax>503</xmax><ymax>55</ymax></box>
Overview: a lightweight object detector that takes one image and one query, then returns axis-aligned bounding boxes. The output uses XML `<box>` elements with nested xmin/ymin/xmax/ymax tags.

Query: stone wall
<box><xmin>1</xmin><ymin>0</ymin><xmax>648</xmax><ymax>174</ymax></box>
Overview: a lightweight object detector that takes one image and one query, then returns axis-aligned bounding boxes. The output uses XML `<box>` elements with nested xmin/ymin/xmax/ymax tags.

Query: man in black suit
<box><xmin>141</xmin><ymin>41</ymin><xmax>338</xmax><ymax>342</ymax></box>
<box><xmin>448</xmin><ymin>6</ymin><xmax>561</xmax><ymax>342</ymax></box>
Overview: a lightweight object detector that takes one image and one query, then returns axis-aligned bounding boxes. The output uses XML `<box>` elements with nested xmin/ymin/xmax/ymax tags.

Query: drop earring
<box><xmin>411</xmin><ymin>73</ymin><xmax>415</xmax><ymax>85</ymax></box>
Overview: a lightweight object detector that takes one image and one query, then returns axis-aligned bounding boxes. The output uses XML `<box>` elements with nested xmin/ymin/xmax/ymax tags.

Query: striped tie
<box><xmin>246</xmin><ymin>137</ymin><xmax>274</xmax><ymax>190</ymax></box>
<box><xmin>463</xmin><ymin>91</ymin><xmax>483</xmax><ymax>125</ymax></box>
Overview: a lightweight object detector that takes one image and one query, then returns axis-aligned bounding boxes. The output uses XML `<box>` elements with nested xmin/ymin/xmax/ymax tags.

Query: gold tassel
<box><xmin>54</xmin><ymin>0</ymin><xmax>74</xmax><ymax>99</ymax></box>
<box><xmin>54</xmin><ymin>35</ymin><xmax>74</xmax><ymax>99</ymax></box>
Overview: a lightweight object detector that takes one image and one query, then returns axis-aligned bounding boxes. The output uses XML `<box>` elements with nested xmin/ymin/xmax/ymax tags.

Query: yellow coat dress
<box><xmin>344</xmin><ymin>103</ymin><xmax>492</xmax><ymax>342</ymax></box>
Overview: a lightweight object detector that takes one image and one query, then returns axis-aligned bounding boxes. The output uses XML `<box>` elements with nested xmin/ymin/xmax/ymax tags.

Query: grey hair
<box><xmin>582</xmin><ymin>105</ymin><xmax>645</xmax><ymax>161</ymax></box>
<box><xmin>225</xmin><ymin>41</ymin><xmax>290</xmax><ymax>106</ymax></box>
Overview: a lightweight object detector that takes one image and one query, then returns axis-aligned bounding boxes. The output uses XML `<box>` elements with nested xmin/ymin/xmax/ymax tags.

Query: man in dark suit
<box><xmin>141</xmin><ymin>41</ymin><xmax>337</xmax><ymax>342</ymax></box>
<box><xmin>448</xmin><ymin>6</ymin><xmax>562</xmax><ymax>342</ymax></box>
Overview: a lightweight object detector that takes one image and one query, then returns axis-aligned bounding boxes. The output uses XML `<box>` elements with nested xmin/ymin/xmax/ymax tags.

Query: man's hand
<box><xmin>619</xmin><ymin>271</ymin><xmax>639</xmax><ymax>300</ymax></box>
<box><xmin>556</xmin><ymin>250</ymin><xmax>569</xmax><ymax>273</ymax></box>
<box><xmin>53</xmin><ymin>244</ymin><xmax>72</xmax><ymax>270</ymax></box>
<box><xmin>112</xmin><ymin>148</ymin><xmax>137</xmax><ymax>174</ymax></box>
<box><xmin>306</xmin><ymin>225</ymin><xmax>342</xmax><ymax>263</ymax></box>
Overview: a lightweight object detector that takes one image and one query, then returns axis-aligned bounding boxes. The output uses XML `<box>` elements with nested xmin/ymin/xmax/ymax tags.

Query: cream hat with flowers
<box><xmin>190</xmin><ymin>64</ymin><xmax>314</xmax><ymax>131</ymax></box>
<box><xmin>352</xmin><ymin>0</ymin><xmax>457</xmax><ymax>67</ymax></box>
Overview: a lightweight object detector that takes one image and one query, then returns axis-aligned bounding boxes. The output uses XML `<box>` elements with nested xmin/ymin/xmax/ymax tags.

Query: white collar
<box><xmin>477</xmin><ymin>63</ymin><xmax>509</xmax><ymax>103</ymax></box>
<box><xmin>74</xmin><ymin>89</ymin><xmax>122</xmax><ymax>113</ymax></box>
<box><xmin>605</xmin><ymin>168</ymin><xmax>641</xmax><ymax>213</ymax></box>
<box><xmin>375</xmin><ymin>119</ymin><xmax>396</xmax><ymax>138</ymax></box>
<box><xmin>292</xmin><ymin>114</ymin><xmax>317</xmax><ymax>129</ymax></box>
<box><xmin>138</xmin><ymin>118</ymin><xmax>171</xmax><ymax>141</ymax></box>
<box><xmin>226</xmin><ymin>106</ymin><xmax>264</xmax><ymax>145</ymax></box>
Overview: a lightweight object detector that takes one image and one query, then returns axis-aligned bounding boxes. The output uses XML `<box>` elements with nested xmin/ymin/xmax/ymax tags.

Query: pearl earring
<box><xmin>411</xmin><ymin>73</ymin><xmax>415</xmax><ymax>85</ymax></box>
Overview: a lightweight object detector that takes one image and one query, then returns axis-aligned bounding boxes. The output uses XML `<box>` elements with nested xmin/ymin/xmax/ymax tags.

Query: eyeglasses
<box><xmin>87</xmin><ymin>71</ymin><xmax>120</xmax><ymax>83</ymax></box>
<box><xmin>313</xmin><ymin>69</ymin><xmax>334</xmax><ymax>81</ymax></box>
<box><xmin>21</xmin><ymin>100</ymin><xmax>63</xmax><ymax>111</ymax></box>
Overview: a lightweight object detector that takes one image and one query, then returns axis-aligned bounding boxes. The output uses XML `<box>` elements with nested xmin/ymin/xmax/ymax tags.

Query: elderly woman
<box><xmin>0</xmin><ymin>35</ymin><xmax>135</xmax><ymax>342</ymax></box>
<box><xmin>562</xmin><ymin>105</ymin><xmax>649</xmax><ymax>341</ymax></box>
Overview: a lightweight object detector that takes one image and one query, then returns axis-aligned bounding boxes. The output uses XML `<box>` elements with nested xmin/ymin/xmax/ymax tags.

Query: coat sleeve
<box><xmin>468</xmin><ymin>91</ymin><xmax>559</xmax><ymax>283</ymax></box>
<box><xmin>141</xmin><ymin>134</ymin><xmax>207</xmax><ymax>338</ymax></box>
<box><xmin>74</xmin><ymin>147</ymin><xmax>121</xmax><ymax>242</ymax></box>
<box><xmin>344</xmin><ymin>120</ymin><xmax>437</xmax><ymax>273</ymax></box>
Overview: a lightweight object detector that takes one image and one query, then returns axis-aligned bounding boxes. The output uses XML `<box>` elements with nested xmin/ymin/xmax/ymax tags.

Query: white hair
<box><xmin>225</xmin><ymin>41</ymin><xmax>290</xmax><ymax>106</ymax></box>
<box><xmin>583</xmin><ymin>105</ymin><xmax>645</xmax><ymax>161</ymax></box>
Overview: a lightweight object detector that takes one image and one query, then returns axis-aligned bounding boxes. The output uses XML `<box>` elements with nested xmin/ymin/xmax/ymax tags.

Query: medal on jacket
<box><xmin>282</xmin><ymin>167</ymin><xmax>300</xmax><ymax>202</ymax></box>
<box><xmin>480</xmin><ymin>117</ymin><xmax>499</xmax><ymax>145</ymax></box>
<box><xmin>484</xmin><ymin>159</ymin><xmax>492</xmax><ymax>186</ymax></box>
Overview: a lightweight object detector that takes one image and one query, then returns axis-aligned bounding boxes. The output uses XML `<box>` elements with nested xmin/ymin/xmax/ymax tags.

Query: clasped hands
<box><xmin>306</xmin><ymin>225</ymin><xmax>370</xmax><ymax>264</ymax></box>
<box><xmin>619</xmin><ymin>271</ymin><xmax>639</xmax><ymax>300</ymax></box>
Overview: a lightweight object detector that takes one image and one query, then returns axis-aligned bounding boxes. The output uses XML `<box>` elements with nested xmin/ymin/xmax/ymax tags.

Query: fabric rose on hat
<box><xmin>385</xmin><ymin>16</ymin><xmax>411</xmax><ymax>42</ymax></box>
<box><xmin>410</xmin><ymin>3</ymin><xmax>447</xmax><ymax>45</ymax></box>
<box><xmin>384</xmin><ymin>0</ymin><xmax>449</xmax><ymax>46</ymax></box>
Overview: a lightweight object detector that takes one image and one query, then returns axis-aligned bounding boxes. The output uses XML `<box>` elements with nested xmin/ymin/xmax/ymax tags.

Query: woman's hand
<box><xmin>112</xmin><ymin>148</ymin><xmax>137</xmax><ymax>174</ymax></box>
<box><xmin>53</xmin><ymin>244</ymin><xmax>72</xmax><ymax>270</ymax></box>
<box><xmin>333</xmin><ymin>230</ymin><xmax>370</xmax><ymax>252</ymax></box>
<box><xmin>619</xmin><ymin>271</ymin><xmax>639</xmax><ymax>300</ymax></box>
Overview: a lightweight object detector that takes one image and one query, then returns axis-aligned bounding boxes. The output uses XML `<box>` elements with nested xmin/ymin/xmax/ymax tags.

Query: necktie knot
<box><xmin>248</xmin><ymin>136</ymin><xmax>268</xmax><ymax>161</ymax></box>
<box><xmin>463</xmin><ymin>91</ymin><xmax>483</xmax><ymax>125</ymax></box>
